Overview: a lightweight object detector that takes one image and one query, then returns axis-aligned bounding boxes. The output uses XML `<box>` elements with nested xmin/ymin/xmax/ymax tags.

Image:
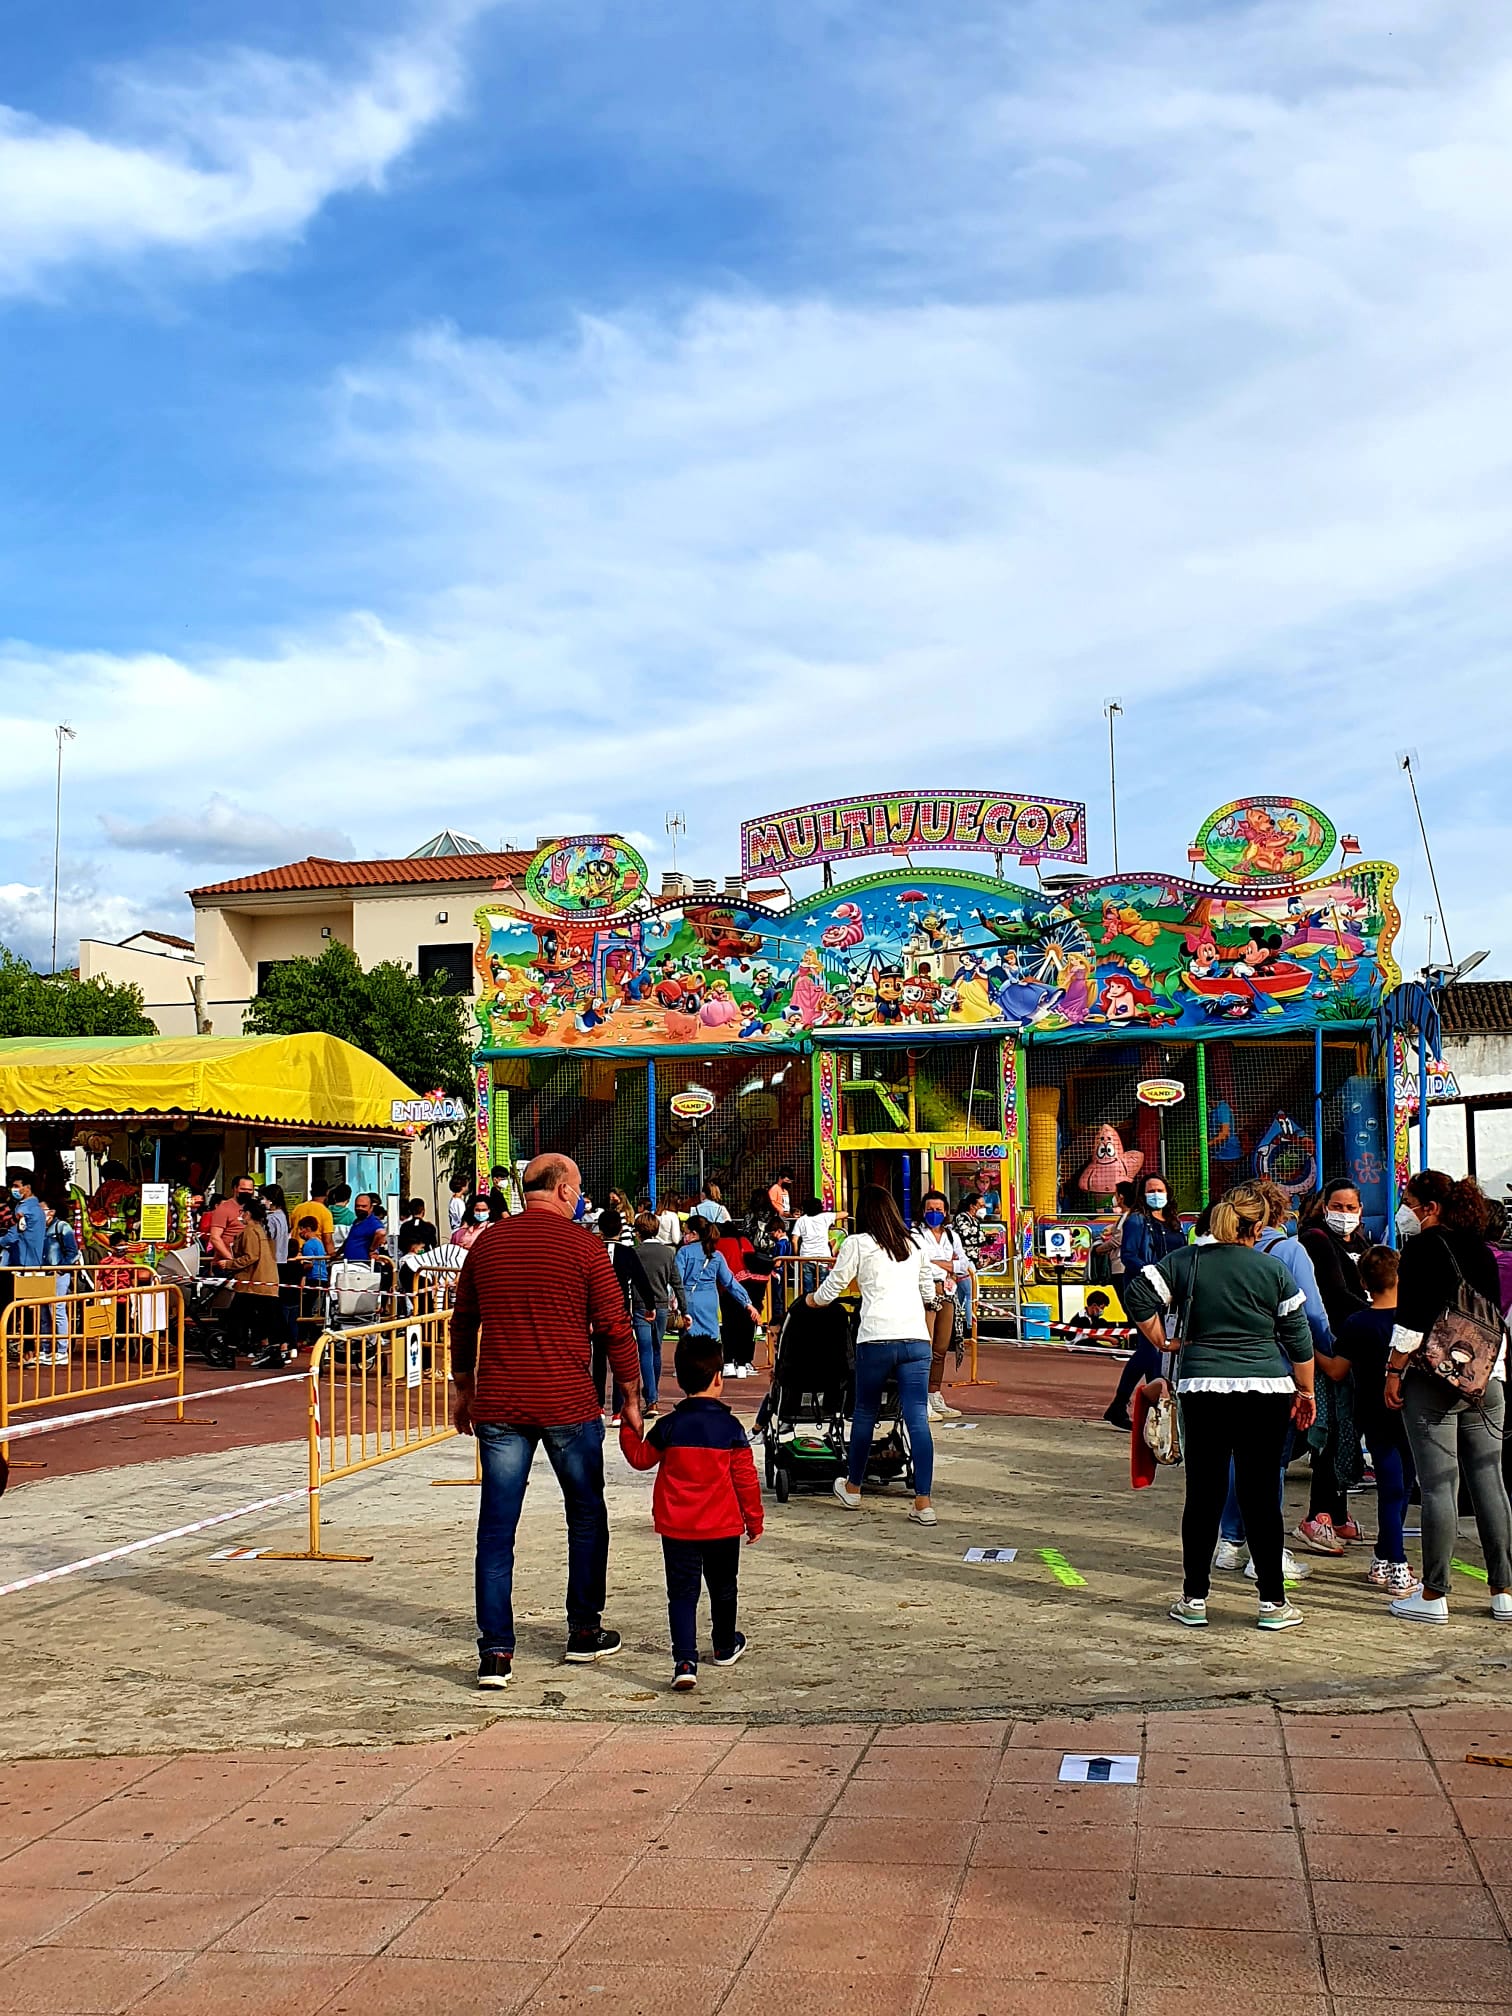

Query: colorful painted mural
<box><xmin>472</xmin><ymin>856</ymin><xmax>1400</xmax><ymax>1052</ymax></box>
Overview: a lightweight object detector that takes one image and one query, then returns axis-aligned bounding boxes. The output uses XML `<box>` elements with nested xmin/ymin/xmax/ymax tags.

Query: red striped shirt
<box><xmin>450</xmin><ymin>1209</ymin><xmax>640</xmax><ymax>1427</ymax></box>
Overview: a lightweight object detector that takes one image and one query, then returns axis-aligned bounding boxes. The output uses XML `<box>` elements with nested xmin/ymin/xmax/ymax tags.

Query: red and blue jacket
<box><xmin>620</xmin><ymin>1396</ymin><xmax>764</xmax><ymax>1542</ymax></box>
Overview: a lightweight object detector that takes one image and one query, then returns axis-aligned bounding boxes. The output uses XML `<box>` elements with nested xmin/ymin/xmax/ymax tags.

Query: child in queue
<box><xmin>620</xmin><ymin>1333</ymin><xmax>763</xmax><ymax>1691</ymax></box>
<box><xmin>1314</xmin><ymin>1245</ymin><xmax>1419</xmax><ymax>1598</ymax></box>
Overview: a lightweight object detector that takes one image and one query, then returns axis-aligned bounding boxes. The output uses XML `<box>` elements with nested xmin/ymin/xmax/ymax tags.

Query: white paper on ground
<box><xmin>963</xmin><ymin>1547</ymin><xmax>1017</xmax><ymax>1563</ymax></box>
<box><xmin>1059</xmin><ymin>1753</ymin><xmax>1139</xmax><ymax>1783</ymax></box>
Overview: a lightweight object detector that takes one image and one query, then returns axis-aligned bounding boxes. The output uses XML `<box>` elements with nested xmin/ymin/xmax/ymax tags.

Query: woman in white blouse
<box><xmin>912</xmin><ymin>1190</ymin><xmax>972</xmax><ymax>1421</ymax></box>
<box><xmin>808</xmin><ymin>1185</ymin><xmax>940</xmax><ymax>1525</ymax></box>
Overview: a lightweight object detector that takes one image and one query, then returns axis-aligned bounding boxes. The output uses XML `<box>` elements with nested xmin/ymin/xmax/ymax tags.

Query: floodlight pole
<box><xmin>1400</xmin><ymin>753</ymin><xmax>1454</xmax><ymax>967</ymax></box>
<box><xmin>51</xmin><ymin>723</ymin><xmax>76</xmax><ymax>973</ymax></box>
<box><xmin>1103</xmin><ymin>700</ymin><xmax>1123</xmax><ymax>874</ymax></box>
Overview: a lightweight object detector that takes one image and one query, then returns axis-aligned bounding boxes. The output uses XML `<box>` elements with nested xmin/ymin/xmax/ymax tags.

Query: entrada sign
<box><xmin>741</xmin><ymin>790</ymin><xmax>1087</xmax><ymax>877</ymax></box>
<box><xmin>391</xmin><ymin>1096</ymin><xmax>467</xmax><ymax>1126</ymax></box>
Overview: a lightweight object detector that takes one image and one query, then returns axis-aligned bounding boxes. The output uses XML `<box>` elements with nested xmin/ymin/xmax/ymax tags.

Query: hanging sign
<box><xmin>1193</xmin><ymin>797</ymin><xmax>1336</xmax><ymax>884</ymax></box>
<box><xmin>391</xmin><ymin>1096</ymin><xmax>467</xmax><ymax>1126</ymax></box>
<box><xmin>405</xmin><ymin>1325</ymin><xmax>423</xmax><ymax>1389</ymax></box>
<box><xmin>741</xmin><ymin>790</ymin><xmax>1087</xmax><ymax>877</ymax></box>
<box><xmin>669</xmin><ymin>1088</ymin><xmax>717</xmax><ymax>1121</ymax></box>
<box><xmin>139</xmin><ymin>1182</ymin><xmax>170</xmax><ymax>1242</ymax></box>
<box><xmin>524</xmin><ymin>835</ymin><xmax>647</xmax><ymax>918</ymax></box>
<box><xmin>1136</xmin><ymin>1079</ymin><xmax>1186</xmax><ymax>1108</ymax></box>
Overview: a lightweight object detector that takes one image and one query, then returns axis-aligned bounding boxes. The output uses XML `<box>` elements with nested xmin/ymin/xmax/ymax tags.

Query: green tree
<box><xmin>0</xmin><ymin>947</ymin><xmax>156</xmax><ymax>1037</ymax></box>
<box><xmin>242</xmin><ymin>941</ymin><xmax>472</xmax><ymax>1100</ymax></box>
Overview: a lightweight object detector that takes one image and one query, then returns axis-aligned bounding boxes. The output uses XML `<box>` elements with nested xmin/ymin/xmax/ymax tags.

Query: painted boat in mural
<box><xmin>1183</xmin><ymin>960</ymin><xmax>1313</xmax><ymax>1003</ymax></box>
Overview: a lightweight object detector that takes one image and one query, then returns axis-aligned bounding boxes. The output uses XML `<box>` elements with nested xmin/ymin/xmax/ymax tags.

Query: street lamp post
<box><xmin>1103</xmin><ymin>700</ymin><xmax>1123</xmax><ymax>874</ymax></box>
<box><xmin>51</xmin><ymin>723</ymin><xmax>76</xmax><ymax>974</ymax></box>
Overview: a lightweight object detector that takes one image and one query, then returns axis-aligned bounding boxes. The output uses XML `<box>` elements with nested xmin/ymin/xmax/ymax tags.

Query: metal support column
<box><xmin>1195</xmin><ymin>1040</ymin><xmax>1210</xmax><ymax>1209</ymax></box>
<box><xmin>1418</xmin><ymin>1021</ymin><xmax>1430</xmax><ymax>1172</ymax></box>
<box><xmin>646</xmin><ymin>1059</ymin><xmax>657</xmax><ymax>1210</ymax></box>
<box><xmin>1313</xmin><ymin>1027</ymin><xmax>1325</xmax><ymax>1191</ymax></box>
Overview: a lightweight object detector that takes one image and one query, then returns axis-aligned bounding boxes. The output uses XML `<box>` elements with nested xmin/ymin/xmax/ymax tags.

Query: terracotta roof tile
<box><xmin>189</xmin><ymin>852</ymin><xmax>534</xmax><ymax>899</ymax></box>
<box><xmin>1441</xmin><ymin>981</ymin><xmax>1512</xmax><ymax>1035</ymax></box>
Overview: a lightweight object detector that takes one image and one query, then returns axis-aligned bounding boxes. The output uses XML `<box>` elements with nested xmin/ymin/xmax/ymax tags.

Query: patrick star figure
<box><xmin>1078</xmin><ymin>1124</ymin><xmax>1144</xmax><ymax>1198</ymax></box>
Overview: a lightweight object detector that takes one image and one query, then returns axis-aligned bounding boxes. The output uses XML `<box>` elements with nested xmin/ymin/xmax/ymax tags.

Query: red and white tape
<box><xmin>0</xmin><ymin>1371</ymin><xmax>306</xmax><ymax>1445</ymax></box>
<box><xmin>0</xmin><ymin>1485</ymin><xmax>308</xmax><ymax>1598</ymax></box>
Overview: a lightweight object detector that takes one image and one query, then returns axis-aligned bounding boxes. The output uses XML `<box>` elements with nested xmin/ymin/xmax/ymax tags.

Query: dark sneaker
<box><xmin>477</xmin><ymin>1652</ymin><xmax>513</xmax><ymax>1689</ymax></box>
<box><xmin>1102</xmin><ymin>1405</ymin><xmax>1134</xmax><ymax>1431</ymax></box>
<box><xmin>671</xmin><ymin>1661</ymin><xmax>698</xmax><ymax>1691</ymax></box>
<box><xmin>712</xmin><ymin>1633</ymin><xmax>747</xmax><ymax>1668</ymax></box>
<box><xmin>565</xmin><ymin>1627</ymin><xmax>623</xmax><ymax>1663</ymax></box>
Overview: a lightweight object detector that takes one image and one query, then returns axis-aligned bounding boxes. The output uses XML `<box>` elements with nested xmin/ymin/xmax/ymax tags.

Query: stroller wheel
<box><xmin>774</xmin><ymin>1468</ymin><xmax>791</xmax><ymax>1504</ymax></box>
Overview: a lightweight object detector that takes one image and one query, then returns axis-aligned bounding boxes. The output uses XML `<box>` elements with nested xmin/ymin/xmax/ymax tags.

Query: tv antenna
<box><xmin>665</xmin><ymin>811</ymin><xmax>686</xmax><ymax>874</ymax></box>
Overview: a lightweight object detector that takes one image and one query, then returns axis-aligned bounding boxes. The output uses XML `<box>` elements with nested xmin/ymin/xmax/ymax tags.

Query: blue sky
<box><xmin>1</xmin><ymin>0</ymin><xmax>1508</xmax><ymax>973</ymax></box>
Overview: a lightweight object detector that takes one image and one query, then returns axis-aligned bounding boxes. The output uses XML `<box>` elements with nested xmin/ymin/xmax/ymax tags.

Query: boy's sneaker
<box><xmin>1212</xmin><ymin>1539</ymin><xmax>1244</xmax><ymax>1572</ymax></box>
<box><xmin>713</xmin><ymin>1633</ymin><xmax>747</xmax><ymax>1667</ymax></box>
<box><xmin>1366</xmin><ymin>1556</ymin><xmax>1392</xmax><ymax>1587</ymax></box>
<box><xmin>1257</xmin><ymin>1599</ymin><xmax>1305</xmax><ymax>1631</ymax></box>
<box><xmin>1333</xmin><ymin>1518</ymin><xmax>1369</xmax><ymax>1546</ymax></box>
<box><xmin>723</xmin><ymin>1362</ymin><xmax>738</xmax><ymax>1376</ymax></box>
<box><xmin>477</xmin><ymin>1652</ymin><xmax>513</xmax><ymax>1690</ymax></box>
<box><xmin>671</xmin><ymin>1661</ymin><xmax>699</xmax><ymax>1691</ymax></box>
<box><xmin>1388</xmin><ymin>1562</ymin><xmax>1420</xmax><ymax>1597</ymax></box>
<box><xmin>1293</xmin><ymin>1517</ymin><xmax>1347</xmax><ymax>1556</ymax></box>
<box><xmin>1168</xmin><ymin>1596</ymin><xmax>1208</xmax><ymax>1628</ymax></box>
<box><xmin>1102</xmin><ymin>1404</ymin><xmax>1134</xmax><ymax>1431</ymax></box>
<box><xmin>1390</xmin><ymin>1589</ymin><xmax>1448</xmax><ymax>1624</ymax></box>
<box><xmin>1491</xmin><ymin>1593</ymin><xmax>1512</xmax><ymax>1623</ymax></box>
<box><xmin>565</xmin><ymin>1628</ymin><xmax>622</xmax><ymax>1663</ymax></box>
<box><xmin>1246</xmin><ymin>1549</ymin><xmax>1311</xmax><ymax>1582</ymax></box>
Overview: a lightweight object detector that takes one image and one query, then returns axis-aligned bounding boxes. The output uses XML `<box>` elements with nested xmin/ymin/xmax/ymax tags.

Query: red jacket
<box><xmin>621</xmin><ymin>1396</ymin><xmax>764</xmax><ymax>1542</ymax></box>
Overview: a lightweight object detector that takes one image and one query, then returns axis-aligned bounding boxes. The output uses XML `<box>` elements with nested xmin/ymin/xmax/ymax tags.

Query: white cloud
<box><xmin>0</xmin><ymin>5</ymin><xmax>492</xmax><ymax>293</ymax></box>
<box><xmin>101</xmin><ymin>794</ymin><xmax>353</xmax><ymax>866</ymax></box>
<box><xmin>0</xmin><ymin>878</ymin><xmax>147</xmax><ymax>971</ymax></box>
<box><xmin>5</xmin><ymin>0</ymin><xmax>1512</xmax><ymax>975</ymax></box>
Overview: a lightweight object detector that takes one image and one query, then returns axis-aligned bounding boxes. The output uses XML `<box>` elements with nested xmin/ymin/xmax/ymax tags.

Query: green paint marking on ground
<box><xmin>1037</xmin><ymin>1547</ymin><xmax>1086</xmax><ymax>1587</ymax></box>
<box><xmin>1453</xmin><ymin>1558</ymin><xmax>1491</xmax><ymax>1583</ymax></box>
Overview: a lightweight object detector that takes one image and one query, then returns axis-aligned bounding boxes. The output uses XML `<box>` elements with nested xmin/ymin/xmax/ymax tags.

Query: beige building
<box><xmin>187</xmin><ymin>843</ymin><xmax>534</xmax><ymax>1035</ymax></box>
<box><xmin>77</xmin><ymin>930</ymin><xmax>206</xmax><ymax>1036</ymax></box>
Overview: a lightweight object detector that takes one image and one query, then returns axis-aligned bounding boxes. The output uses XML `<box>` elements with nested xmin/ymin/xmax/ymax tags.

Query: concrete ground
<box><xmin>5</xmin><ymin>1705</ymin><xmax>1512</xmax><ymax>2015</ymax></box>
<box><xmin>7</xmin><ymin>1407</ymin><xmax>1512</xmax><ymax>1759</ymax></box>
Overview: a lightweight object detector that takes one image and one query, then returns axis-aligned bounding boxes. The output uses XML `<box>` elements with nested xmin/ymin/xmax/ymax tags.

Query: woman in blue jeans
<box><xmin>808</xmin><ymin>1184</ymin><xmax>940</xmax><ymax>1526</ymax></box>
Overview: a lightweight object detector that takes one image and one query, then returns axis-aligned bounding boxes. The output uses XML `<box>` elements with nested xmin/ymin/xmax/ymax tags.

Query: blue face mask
<box><xmin>573</xmin><ymin>1194</ymin><xmax>587</xmax><ymax>1221</ymax></box>
<box><xmin>924</xmin><ymin>1208</ymin><xmax>945</xmax><ymax>1228</ymax></box>
<box><xmin>1145</xmin><ymin>1192</ymin><xmax>1168</xmax><ymax>1212</ymax></box>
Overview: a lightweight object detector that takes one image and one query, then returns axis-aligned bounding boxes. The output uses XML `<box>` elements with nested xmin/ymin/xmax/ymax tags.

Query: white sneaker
<box><xmin>832</xmin><ymin>1476</ymin><xmax>861</xmax><ymax>1510</ymax></box>
<box><xmin>723</xmin><ymin>1363</ymin><xmax>738</xmax><ymax>1376</ymax></box>
<box><xmin>927</xmin><ymin>1392</ymin><xmax>945</xmax><ymax>1419</ymax></box>
<box><xmin>735</xmin><ymin>1366</ymin><xmax>752</xmax><ymax>1379</ymax></box>
<box><xmin>1390</xmin><ymin>1589</ymin><xmax>1449</xmax><ymax>1624</ymax></box>
<box><xmin>933</xmin><ymin>1394</ymin><xmax>962</xmax><ymax>1419</ymax></box>
<box><xmin>1212</xmin><ymin>1539</ymin><xmax>1244</xmax><ymax>1572</ymax></box>
<box><xmin>1245</xmin><ymin>1548</ymin><xmax>1311</xmax><ymax>1583</ymax></box>
<box><xmin>1491</xmin><ymin>1593</ymin><xmax>1512</xmax><ymax>1623</ymax></box>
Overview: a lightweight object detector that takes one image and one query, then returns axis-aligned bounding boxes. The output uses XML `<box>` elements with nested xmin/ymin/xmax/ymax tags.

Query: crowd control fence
<box><xmin>2</xmin><ymin>1277</ymin><xmax>185</xmax><ymax>1460</ymax></box>
<box><xmin>261</xmin><ymin>1305</ymin><xmax>458</xmax><ymax>1562</ymax></box>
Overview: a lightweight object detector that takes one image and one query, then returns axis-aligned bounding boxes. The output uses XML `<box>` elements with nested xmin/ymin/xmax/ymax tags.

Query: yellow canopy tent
<box><xmin>0</xmin><ymin>1034</ymin><xmax>420</xmax><ymax>1134</ymax></box>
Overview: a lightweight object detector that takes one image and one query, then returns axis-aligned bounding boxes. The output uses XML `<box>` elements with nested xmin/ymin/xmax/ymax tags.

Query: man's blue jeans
<box><xmin>632</xmin><ymin>1304</ymin><xmax>668</xmax><ymax>1408</ymax></box>
<box><xmin>476</xmin><ymin>1416</ymin><xmax>609</xmax><ymax>1656</ymax></box>
<box><xmin>848</xmin><ymin>1338</ymin><xmax>933</xmax><ymax>1496</ymax></box>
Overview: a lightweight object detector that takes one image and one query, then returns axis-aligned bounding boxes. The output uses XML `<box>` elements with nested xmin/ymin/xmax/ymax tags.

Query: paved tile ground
<box><xmin>5</xmin><ymin>1705</ymin><xmax>1512</xmax><ymax>2013</ymax></box>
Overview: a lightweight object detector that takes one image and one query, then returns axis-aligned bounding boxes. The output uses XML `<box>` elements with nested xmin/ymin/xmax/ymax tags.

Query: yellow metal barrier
<box><xmin>2</xmin><ymin>1278</ymin><xmax>185</xmax><ymax>1459</ymax></box>
<box><xmin>262</xmin><ymin>1305</ymin><xmax>457</xmax><ymax>1561</ymax></box>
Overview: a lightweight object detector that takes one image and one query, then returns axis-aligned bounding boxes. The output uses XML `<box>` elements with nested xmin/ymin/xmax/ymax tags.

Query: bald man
<box><xmin>451</xmin><ymin>1152</ymin><xmax>643</xmax><ymax>1689</ymax></box>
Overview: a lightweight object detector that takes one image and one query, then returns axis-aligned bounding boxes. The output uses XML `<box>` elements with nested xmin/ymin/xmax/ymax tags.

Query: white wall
<box><xmin>1427</xmin><ymin>1031</ymin><xmax>1512</xmax><ymax>1199</ymax></box>
<box><xmin>77</xmin><ymin>939</ymin><xmax>204</xmax><ymax>1036</ymax></box>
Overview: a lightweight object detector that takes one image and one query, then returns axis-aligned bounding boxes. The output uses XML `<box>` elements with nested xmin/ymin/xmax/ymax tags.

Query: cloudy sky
<box><xmin>1</xmin><ymin>0</ymin><xmax>1507</xmax><ymax>973</ymax></box>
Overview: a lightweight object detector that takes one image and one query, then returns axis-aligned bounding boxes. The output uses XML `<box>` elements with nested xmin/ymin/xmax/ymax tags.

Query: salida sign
<box><xmin>741</xmin><ymin>790</ymin><xmax>1087</xmax><ymax>877</ymax></box>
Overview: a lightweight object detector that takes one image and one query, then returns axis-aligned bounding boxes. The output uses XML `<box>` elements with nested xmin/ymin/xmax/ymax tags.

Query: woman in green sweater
<box><xmin>1124</xmin><ymin>1183</ymin><xmax>1316</xmax><ymax>1631</ymax></box>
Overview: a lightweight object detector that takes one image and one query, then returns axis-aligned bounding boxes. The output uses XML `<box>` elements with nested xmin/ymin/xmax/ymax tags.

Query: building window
<box><xmin>256</xmin><ymin>960</ymin><xmax>290</xmax><ymax>996</ymax></box>
<box><xmin>418</xmin><ymin>943</ymin><xmax>473</xmax><ymax>995</ymax></box>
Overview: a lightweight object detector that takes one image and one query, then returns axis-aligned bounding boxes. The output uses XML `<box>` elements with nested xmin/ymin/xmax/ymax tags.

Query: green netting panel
<box><xmin>1026</xmin><ymin>1040</ymin><xmax>1203</xmax><ymax>1214</ymax></box>
<box><xmin>1207</xmin><ymin>1037</ymin><xmax>1368</xmax><ymax>1205</ymax></box>
<box><xmin>505</xmin><ymin>1058</ymin><xmax>649</xmax><ymax>1209</ymax></box>
<box><xmin>826</xmin><ymin>1042</ymin><xmax>1003</xmax><ymax>1140</ymax></box>
<box><xmin>653</xmin><ymin>1056</ymin><xmax>812</xmax><ymax>1217</ymax></box>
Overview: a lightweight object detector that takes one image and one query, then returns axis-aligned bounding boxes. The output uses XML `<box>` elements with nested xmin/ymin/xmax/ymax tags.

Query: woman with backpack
<box><xmin>1385</xmin><ymin>1170</ymin><xmax>1512</xmax><ymax>1625</ymax></box>
<box><xmin>1103</xmin><ymin>1172</ymin><xmax>1187</xmax><ymax>1430</ymax></box>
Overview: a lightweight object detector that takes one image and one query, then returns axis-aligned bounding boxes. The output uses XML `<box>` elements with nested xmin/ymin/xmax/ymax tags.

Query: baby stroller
<box><xmin>158</xmin><ymin>1245</ymin><xmax>238</xmax><ymax>1367</ymax></box>
<box><xmin>758</xmin><ymin>1294</ymin><xmax>913</xmax><ymax>1503</ymax></box>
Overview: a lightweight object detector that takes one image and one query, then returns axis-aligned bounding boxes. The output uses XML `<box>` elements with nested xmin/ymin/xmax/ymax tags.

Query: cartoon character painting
<box><xmin>1078</xmin><ymin>1125</ymin><xmax>1144</xmax><ymax>1197</ymax></box>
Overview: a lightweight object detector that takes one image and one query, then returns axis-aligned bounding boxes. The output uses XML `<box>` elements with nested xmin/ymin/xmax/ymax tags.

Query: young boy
<box><xmin>1315</xmin><ymin>1245</ymin><xmax>1417</xmax><ymax>1596</ymax></box>
<box><xmin>620</xmin><ymin>1333</ymin><xmax>763</xmax><ymax>1690</ymax></box>
<box><xmin>1068</xmin><ymin>1289</ymin><xmax>1114</xmax><ymax>1331</ymax></box>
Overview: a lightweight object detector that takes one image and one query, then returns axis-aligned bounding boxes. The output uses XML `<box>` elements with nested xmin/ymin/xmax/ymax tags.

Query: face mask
<box><xmin>924</xmin><ymin>1209</ymin><xmax>945</xmax><ymax>1228</ymax></box>
<box><xmin>573</xmin><ymin>1195</ymin><xmax>587</xmax><ymax>1221</ymax></box>
<box><xmin>1400</xmin><ymin>1204</ymin><xmax>1420</xmax><ymax>1230</ymax></box>
<box><xmin>474</xmin><ymin>1210</ymin><xmax>489</xmax><ymax>1223</ymax></box>
<box><xmin>1145</xmin><ymin>1192</ymin><xmax>1167</xmax><ymax>1212</ymax></box>
<box><xmin>1325</xmin><ymin>1209</ymin><xmax>1360</xmax><ymax>1236</ymax></box>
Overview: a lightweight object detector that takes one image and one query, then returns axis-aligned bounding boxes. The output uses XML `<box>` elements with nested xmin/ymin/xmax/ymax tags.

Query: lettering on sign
<box><xmin>391</xmin><ymin>1097</ymin><xmax>468</xmax><ymax>1126</ymax></box>
<box><xmin>741</xmin><ymin>790</ymin><xmax>1087</xmax><ymax>877</ymax></box>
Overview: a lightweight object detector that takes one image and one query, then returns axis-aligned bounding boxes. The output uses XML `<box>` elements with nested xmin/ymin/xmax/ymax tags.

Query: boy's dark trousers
<box><xmin>661</xmin><ymin>1535</ymin><xmax>740</xmax><ymax>1664</ymax></box>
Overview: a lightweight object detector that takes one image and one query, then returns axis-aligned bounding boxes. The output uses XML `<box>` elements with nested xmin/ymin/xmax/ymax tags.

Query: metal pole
<box><xmin>1400</xmin><ymin>754</ymin><xmax>1455</xmax><ymax>966</ymax></box>
<box><xmin>1195</xmin><ymin>1042</ymin><xmax>1209</xmax><ymax>1208</ymax></box>
<box><xmin>1385</xmin><ymin>1036</ymin><xmax>1398</xmax><ymax>1247</ymax></box>
<box><xmin>646</xmin><ymin>1060</ymin><xmax>657</xmax><ymax>1210</ymax></box>
<box><xmin>1103</xmin><ymin>700</ymin><xmax>1123</xmax><ymax>874</ymax></box>
<box><xmin>50</xmin><ymin>724</ymin><xmax>75</xmax><ymax>973</ymax></box>
<box><xmin>1313</xmin><ymin>1026</ymin><xmax>1324</xmax><ymax>1190</ymax></box>
<box><xmin>1418</xmin><ymin>1019</ymin><xmax>1430</xmax><ymax>1172</ymax></box>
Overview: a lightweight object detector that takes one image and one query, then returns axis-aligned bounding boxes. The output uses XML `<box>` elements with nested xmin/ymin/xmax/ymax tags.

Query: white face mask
<box><xmin>1145</xmin><ymin>1192</ymin><xmax>1167</xmax><ymax>1212</ymax></box>
<box><xmin>1325</xmin><ymin>1208</ymin><xmax>1361</xmax><ymax>1236</ymax></box>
